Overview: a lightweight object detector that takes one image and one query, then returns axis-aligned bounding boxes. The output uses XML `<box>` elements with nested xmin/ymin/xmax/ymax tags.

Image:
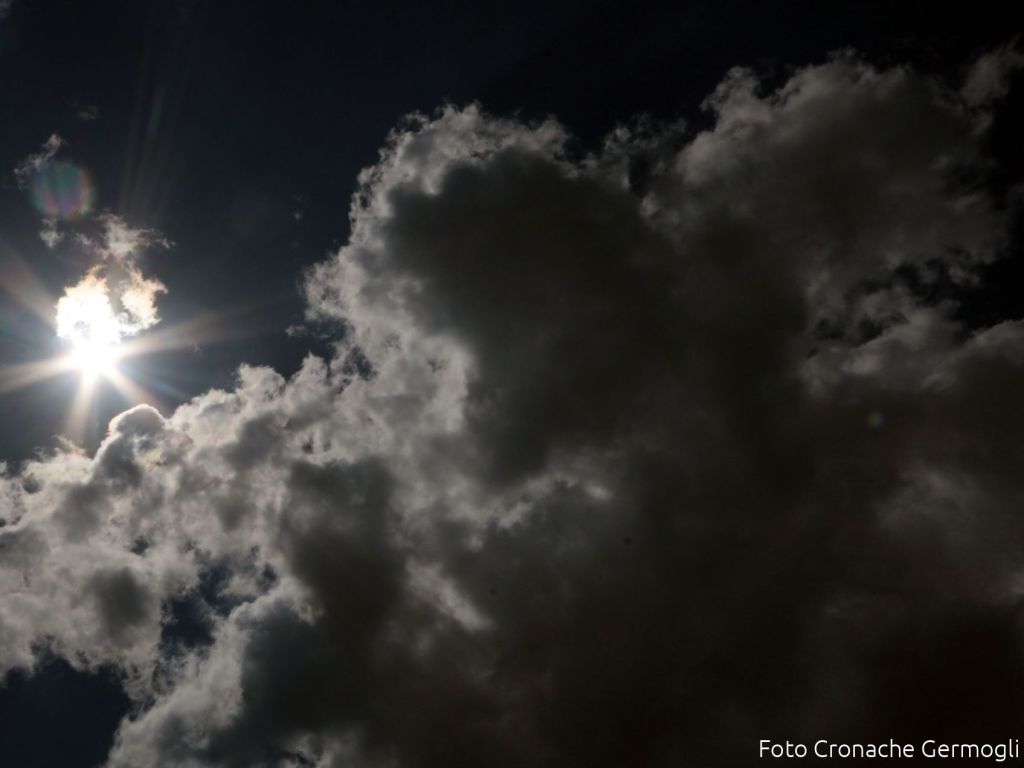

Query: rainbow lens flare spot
<box><xmin>29</xmin><ymin>162</ymin><xmax>95</xmax><ymax>220</ymax></box>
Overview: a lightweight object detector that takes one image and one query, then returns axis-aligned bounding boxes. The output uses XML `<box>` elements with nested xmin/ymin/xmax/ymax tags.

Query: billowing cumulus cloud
<box><xmin>2</xmin><ymin>49</ymin><xmax>1024</xmax><ymax>767</ymax></box>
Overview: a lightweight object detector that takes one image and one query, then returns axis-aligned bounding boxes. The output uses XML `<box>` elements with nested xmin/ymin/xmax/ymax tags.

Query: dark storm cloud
<box><xmin>1</xmin><ymin>49</ymin><xmax>1023</xmax><ymax>767</ymax></box>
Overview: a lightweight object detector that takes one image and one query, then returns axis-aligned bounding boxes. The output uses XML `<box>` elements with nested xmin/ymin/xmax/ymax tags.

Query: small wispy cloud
<box><xmin>13</xmin><ymin>134</ymin><xmax>66</xmax><ymax>188</ymax></box>
<box><xmin>78</xmin><ymin>213</ymin><xmax>172</xmax><ymax>261</ymax></box>
<box><xmin>39</xmin><ymin>218</ymin><xmax>63</xmax><ymax>249</ymax></box>
<box><xmin>962</xmin><ymin>39</ymin><xmax>1024</xmax><ymax>108</ymax></box>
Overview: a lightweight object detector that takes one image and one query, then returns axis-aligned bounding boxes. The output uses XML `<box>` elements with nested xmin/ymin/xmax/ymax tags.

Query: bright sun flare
<box><xmin>67</xmin><ymin>335</ymin><xmax>122</xmax><ymax>379</ymax></box>
<box><xmin>56</xmin><ymin>277</ymin><xmax>126</xmax><ymax>380</ymax></box>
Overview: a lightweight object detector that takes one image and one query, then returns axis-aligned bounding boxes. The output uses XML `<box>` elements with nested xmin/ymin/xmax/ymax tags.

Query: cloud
<box><xmin>15</xmin><ymin>134</ymin><xmax>97</xmax><ymax>221</ymax></box>
<box><xmin>39</xmin><ymin>218</ymin><xmax>63</xmax><ymax>249</ymax></box>
<box><xmin>962</xmin><ymin>40</ymin><xmax>1024</xmax><ymax>108</ymax></box>
<box><xmin>87</xmin><ymin>213</ymin><xmax>172</xmax><ymax>261</ymax></box>
<box><xmin>2</xmin><ymin>49</ymin><xmax>1024</xmax><ymax>767</ymax></box>
<box><xmin>55</xmin><ymin>215</ymin><xmax>169</xmax><ymax>349</ymax></box>
<box><xmin>13</xmin><ymin>134</ymin><xmax>67</xmax><ymax>188</ymax></box>
<box><xmin>0</xmin><ymin>0</ymin><xmax>13</xmax><ymax>21</ymax></box>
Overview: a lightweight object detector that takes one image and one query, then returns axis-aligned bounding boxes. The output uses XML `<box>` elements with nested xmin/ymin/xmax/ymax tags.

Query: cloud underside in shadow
<box><xmin>1</xmin><ymin>48</ymin><xmax>1024</xmax><ymax>767</ymax></box>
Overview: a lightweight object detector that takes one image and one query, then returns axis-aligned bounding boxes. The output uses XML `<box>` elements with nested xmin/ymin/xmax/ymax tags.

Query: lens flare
<box><xmin>29</xmin><ymin>162</ymin><xmax>95</xmax><ymax>220</ymax></box>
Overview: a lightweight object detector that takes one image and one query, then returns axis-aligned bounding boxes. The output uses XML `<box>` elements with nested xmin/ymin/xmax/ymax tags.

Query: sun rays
<box><xmin>0</xmin><ymin>245</ymin><xmax>217</xmax><ymax>443</ymax></box>
<box><xmin>56</xmin><ymin>274</ymin><xmax>127</xmax><ymax>382</ymax></box>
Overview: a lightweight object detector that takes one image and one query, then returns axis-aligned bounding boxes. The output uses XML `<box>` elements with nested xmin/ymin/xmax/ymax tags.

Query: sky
<box><xmin>1</xmin><ymin>1</ymin><xmax>1023</xmax><ymax>766</ymax></box>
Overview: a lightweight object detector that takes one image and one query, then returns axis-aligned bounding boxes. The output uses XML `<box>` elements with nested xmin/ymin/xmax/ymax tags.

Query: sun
<box><xmin>56</xmin><ymin>276</ymin><xmax>126</xmax><ymax>380</ymax></box>
<box><xmin>67</xmin><ymin>334</ymin><xmax>123</xmax><ymax>380</ymax></box>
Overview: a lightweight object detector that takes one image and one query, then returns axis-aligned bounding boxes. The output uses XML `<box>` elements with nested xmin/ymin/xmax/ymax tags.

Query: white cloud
<box><xmin>13</xmin><ymin>133</ymin><xmax>66</xmax><ymax>188</ymax></box>
<box><xmin>39</xmin><ymin>218</ymin><xmax>63</xmax><ymax>249</ymax></box>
